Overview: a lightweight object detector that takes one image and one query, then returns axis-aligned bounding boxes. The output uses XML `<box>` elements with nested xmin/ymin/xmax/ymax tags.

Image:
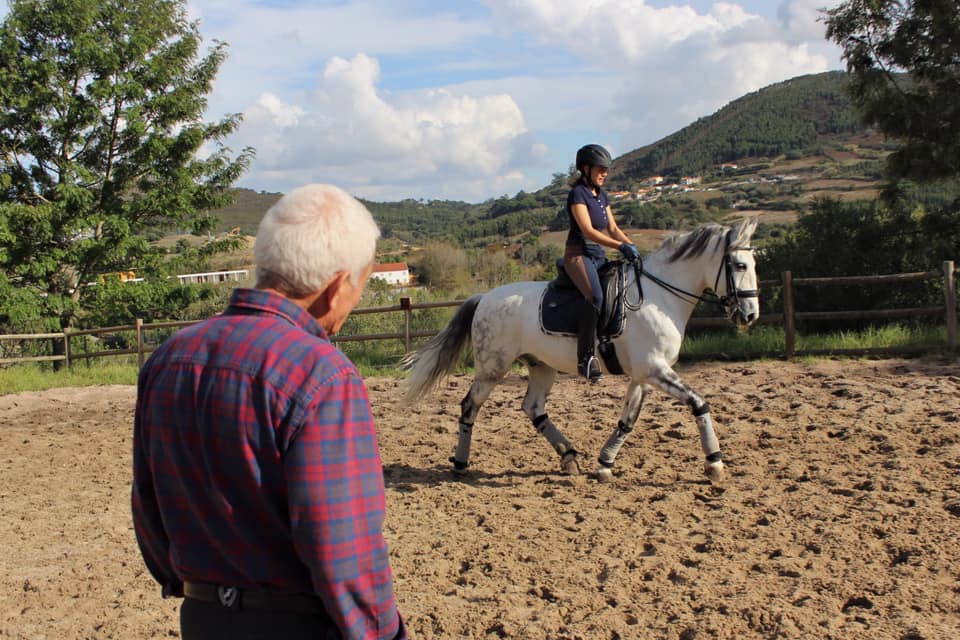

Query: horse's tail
<box><xmin>401</xmin><ymin>293</ymin><xmax>482</xmax><ymax>405</ymax></box>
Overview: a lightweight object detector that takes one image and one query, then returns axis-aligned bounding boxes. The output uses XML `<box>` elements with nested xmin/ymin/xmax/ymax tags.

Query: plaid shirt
<box><xmin>132</xmin><ymin>288</ymin><xmax>406</xmax><ymax>640</ymax></box>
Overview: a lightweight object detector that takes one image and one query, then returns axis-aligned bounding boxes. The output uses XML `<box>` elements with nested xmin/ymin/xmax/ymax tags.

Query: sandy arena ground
<box><xmin>1</xmin><ymin>357</ymin><xmax>959</xmax><ymax>639</ymax></box>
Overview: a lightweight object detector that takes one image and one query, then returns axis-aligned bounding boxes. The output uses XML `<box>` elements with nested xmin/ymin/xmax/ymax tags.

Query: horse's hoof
<box><xmin>449</xmin><ymin>456</ymin><xmax>470</xmax><ymax>476</ymax></box>
<box><xmin>594</xmin><ymin>467</ymin><xmax>614</xmax><ymax>483</ymax></box>
<box><xmin>704</xmin><ymin>461</ymin><xmax>726</xmax><ymax>484</ymax></box>
<box><xmin>560</xmin><ymin>451</ymin><xmax>580</xmax><ymax>475</ymax></box>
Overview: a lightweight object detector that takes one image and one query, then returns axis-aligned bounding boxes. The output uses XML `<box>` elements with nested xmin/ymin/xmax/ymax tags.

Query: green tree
<box><xmin>0</xmin><ymin>0</ymin><xmax>253</xmax><ymax>333</ymax></box>
<box><xmin>758</xmin><ymin>194</ymin><xmax>960</xmax><ymax>321</ymax></box>
<box><xmin>825</xmin><ymin>0</ymin><xmax>960</xmax><ymax>182</ymax></box>
<box><xmin>412</xmin><ymin>242</ymin><xmax>471</xmax><ymax>292</ymax></box>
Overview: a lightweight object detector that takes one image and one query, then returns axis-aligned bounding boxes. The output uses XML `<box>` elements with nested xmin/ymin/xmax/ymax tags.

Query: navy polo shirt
<box><xmin>566</xmin><ymin>182</ymin><xmax>610</xmax><ymax>259</ymax></box>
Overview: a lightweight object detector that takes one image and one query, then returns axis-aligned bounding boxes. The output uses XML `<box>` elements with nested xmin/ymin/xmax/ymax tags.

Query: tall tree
<box><xmin>825</xmin><ymin>0</ymin><xmax>960</xmax><ymax>182</ymax></box>
<box><xmin>0</xmin><ymin>0</ymin><xmax>253</xmax><ymax>331</ymax></box>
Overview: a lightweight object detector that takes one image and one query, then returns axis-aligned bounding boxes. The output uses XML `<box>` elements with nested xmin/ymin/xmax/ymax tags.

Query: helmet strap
<box><xmin>581</xmin><ymin>166</ymin><xmax>600</xmax><ymax>191</ymax></box>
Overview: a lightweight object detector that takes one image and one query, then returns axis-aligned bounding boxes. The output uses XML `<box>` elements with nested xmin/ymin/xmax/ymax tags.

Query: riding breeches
<box><xmin>563</xmin><ymin>246</ymin><xmax>604</xmax><ymax>313</ymax></box>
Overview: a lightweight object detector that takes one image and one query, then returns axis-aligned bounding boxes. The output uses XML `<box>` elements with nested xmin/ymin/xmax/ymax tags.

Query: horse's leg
<box><xmin>451</xmin><ymin>373</ymin><xmax>503</xmax><ymax>474</ymax></box>
<box><xmin>648</xmin><ymin>365</ymin><xmax>726</xmax><ymax>483</ymax></box>
<box><xmin>520</xmin><ymin>359</ymin><xmax>579</xmax><ymax>474</ymax></box>
<box><xmin>594</xmin><ymin>381</ymin><xmax>649</xmax><ymax>482</ymax></box>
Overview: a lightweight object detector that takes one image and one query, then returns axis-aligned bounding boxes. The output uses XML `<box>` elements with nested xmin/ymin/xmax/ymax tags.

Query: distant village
<box><xmin>608</xmin><ymin>163</ymin><xmax>801</xmax><ymax>203</ymax></box>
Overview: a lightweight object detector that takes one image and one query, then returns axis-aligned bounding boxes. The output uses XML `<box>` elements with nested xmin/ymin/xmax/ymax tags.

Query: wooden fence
<box><xmin>0</xmin><ymin>261</ymin><xmax>956</xmax><ymax>368</ymax></box>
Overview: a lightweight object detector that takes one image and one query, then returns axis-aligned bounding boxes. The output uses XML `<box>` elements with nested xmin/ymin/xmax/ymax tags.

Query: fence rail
<box><xmin>1</xmin><ymin>261</ymin><xmax>956</xmax><ymax>368</ymax></box>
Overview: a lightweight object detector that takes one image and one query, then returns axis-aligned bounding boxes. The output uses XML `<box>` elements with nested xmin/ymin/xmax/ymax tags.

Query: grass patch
<box><xmin>682</xmin><ymin>325</ymin><xmax>785</xmax><ymax>355</ymax></box>
<box><xmin>681</xmin><ymin>322</ymin><xmax>946</xmax><ymax>357</ymax></box>
<box><xmin>1</xmin><ymin>323</ymin><xmax>948</xmax><ymax>393</ymax></box>
<box><xmin>0</xmin><ymin>361</ymin><xmax>139</xmax><ymax>395</ymax></box>
<box><xmin>796</xmin><ymin>323</ymin><xmax>945</xmax><ymax>351</ymax></box>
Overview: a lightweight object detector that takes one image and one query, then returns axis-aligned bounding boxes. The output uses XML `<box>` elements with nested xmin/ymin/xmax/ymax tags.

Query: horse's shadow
<box><xmin>382</xmin><ymin>462</ymin><xmax>718</xmax><ymax>491</ymax></box>
<box><xmin>382</xmin><ymin>462</ymin><xmax>561</xmax><ymax>490</ymax></box>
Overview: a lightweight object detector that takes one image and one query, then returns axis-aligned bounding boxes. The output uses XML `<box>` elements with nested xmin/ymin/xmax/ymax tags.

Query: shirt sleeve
<box><xmin>285</xmin><ymin>367</ymin><xmax>405</xmax><ymax>640</ymax></box>
<box><xmin>569</xmin><ymin>184</ymin><xmax>590</xmax><ymax>207</ymax></box>
<box><xmin>131</xmin><ymin>385</ymin><xmax>183</xmax><ymax>598</ymax></box>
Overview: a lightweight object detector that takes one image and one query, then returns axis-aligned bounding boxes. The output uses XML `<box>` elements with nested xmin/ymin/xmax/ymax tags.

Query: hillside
<box><xmin>608</xmin><ymin>71</ymin><xmax>873</xmax><ymax>185</ymax></box>
<box><xmin>208</xmin><ymin>188</ymin><xmax>283</xmax><ymax>236</ymax></box>
<box><xmin>208</xmin><ymin>71</ymin><xmax>894</xmax><ymax>246</ymax></box>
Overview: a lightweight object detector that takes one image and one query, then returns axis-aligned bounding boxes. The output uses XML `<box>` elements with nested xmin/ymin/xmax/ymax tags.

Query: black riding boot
<box><xmin>577</xmin><ymin>303</ymin><xmax>602</xmax><ymax>382</ymax></box>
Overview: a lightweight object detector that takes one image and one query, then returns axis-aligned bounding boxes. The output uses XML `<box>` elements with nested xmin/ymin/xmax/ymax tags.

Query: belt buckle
<box><xmin>217</xmin><ymin>585</ymin><xmax>240</xmax><ymax>610</ymax></box>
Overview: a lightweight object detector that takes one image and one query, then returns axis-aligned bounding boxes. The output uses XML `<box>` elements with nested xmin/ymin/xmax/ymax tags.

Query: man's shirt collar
<box><xmin>226</xmin><ymin>288</ymin><xmax>328</xmax><ymax>340</ymax></box>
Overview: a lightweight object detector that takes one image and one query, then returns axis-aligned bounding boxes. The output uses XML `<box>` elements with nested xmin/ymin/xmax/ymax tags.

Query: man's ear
<box><xmin>306</xmin><ymin>271</ymin><xmax>350</xmax><ymax>321</ymax></box>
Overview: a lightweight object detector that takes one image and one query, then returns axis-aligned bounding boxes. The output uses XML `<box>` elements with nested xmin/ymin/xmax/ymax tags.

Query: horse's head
<box><xmin>715</xmin><ymin>217</ymin><xmax>760</xmax><ymax>328</ymax></box>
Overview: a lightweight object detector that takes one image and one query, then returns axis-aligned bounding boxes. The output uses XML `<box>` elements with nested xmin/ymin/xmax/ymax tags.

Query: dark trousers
<box><xmin>563</xmin><ymin>246</ymin><xmax>604</xmax><ymax>312</ymax></box>
<box><xmin>181</xmin><ymin>597</ymin><xmax>342</xmax><ymax>640</ymax></box>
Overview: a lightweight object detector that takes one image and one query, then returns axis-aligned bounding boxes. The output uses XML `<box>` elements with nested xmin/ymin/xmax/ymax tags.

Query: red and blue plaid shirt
<box><xmin>132</xmin><ymin>288</ymin><xmax>405</xmax><ymax>640</ymax></box>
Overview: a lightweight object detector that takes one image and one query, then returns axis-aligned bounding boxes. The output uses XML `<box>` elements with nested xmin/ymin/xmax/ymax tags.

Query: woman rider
<box><xmin>564</xmin><ymin>144</ymin><xmax>640</xmax><ymax>381</ymax></box>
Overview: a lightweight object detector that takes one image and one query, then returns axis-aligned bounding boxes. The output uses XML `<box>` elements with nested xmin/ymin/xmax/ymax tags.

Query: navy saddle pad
<box><xmin>539</xmin><ymin>260</ymin><xmax>627</xmax><ymax>337</ymax></box>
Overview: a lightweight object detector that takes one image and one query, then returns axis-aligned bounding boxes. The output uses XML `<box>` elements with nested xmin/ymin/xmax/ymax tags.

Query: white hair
<box><xmin>254</xmin><ymin>184</ymin><xmax>380</xmax><ymax>296</ymax></box>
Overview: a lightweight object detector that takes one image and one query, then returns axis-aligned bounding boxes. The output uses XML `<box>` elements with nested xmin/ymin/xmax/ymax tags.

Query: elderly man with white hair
<box><xmin>132</xmin><ymin>184</ymin><xmax>407</xmax><ymax>640</ymax></box>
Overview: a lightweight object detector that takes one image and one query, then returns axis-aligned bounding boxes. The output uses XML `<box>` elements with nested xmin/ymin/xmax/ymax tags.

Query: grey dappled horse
<box><xmin>402</xmin><ymin>218</ymin><xmax>760</xmax><ymax>483</ymax></box>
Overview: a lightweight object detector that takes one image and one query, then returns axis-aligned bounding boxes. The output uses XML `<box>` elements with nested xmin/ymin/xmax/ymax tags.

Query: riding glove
<box><xmin>618</xmin><ymin>243</ymin><xmax>640</xmax><ymax>261</ymax></box>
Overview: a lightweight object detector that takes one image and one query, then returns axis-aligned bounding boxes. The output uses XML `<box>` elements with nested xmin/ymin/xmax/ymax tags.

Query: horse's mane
<box><xmin>661</xmin><ymin>224</ymin><xmax>728</xmax><ymax>263</ymax></box>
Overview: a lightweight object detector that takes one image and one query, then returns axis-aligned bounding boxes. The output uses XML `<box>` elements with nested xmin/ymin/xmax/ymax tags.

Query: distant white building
<box><xmin>371</xmin><ymin>262</ymin><xmax>411</xmax><ymax>287</ymax></box>
<box><xmin>175</xmin><ymin>269</ymin><xmax>249</xmax><ymax>285</ymax></box>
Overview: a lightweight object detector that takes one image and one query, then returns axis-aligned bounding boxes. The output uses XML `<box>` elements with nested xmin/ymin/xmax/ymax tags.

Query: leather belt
<box><xmin>183</xmin><ymin>581</ymin><xmax>328</xmax><ymax>616</ymax></box>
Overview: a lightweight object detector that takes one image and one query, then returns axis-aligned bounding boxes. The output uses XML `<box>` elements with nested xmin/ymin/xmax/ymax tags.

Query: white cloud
<box><xmin>481</xmin><ymin>0</ymin><xmax>839</xmax><ymax>153</ymax></box>
<box><xmin>190</xmin><ymin>0</ymin><xmax>491</xmax><ymax>119</ymax></box>
<box><xmin>196</xmin><ymin>0</ymin><xmax>846</xmax><ymax>200</ymax></box>
<box><xmin>777</xmin><ymin>0</ymin><xmax>834</xmax><ymax>43</ymax></box>
<box><xmin>233</xmin><ymin>54</ymin><xmax>543</xmax><ymax>201</ymax></box>
<box><xmin>484</xmin><ymin>0</ymin><xmax>762</xmax><ymax>63</ymax></box>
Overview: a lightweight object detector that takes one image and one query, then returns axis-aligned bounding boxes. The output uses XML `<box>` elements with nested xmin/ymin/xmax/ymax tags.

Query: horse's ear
<box><xmin>733</xmin><ymin>216</ymin><xmax>759</xmax><ymax>245</ymax></box>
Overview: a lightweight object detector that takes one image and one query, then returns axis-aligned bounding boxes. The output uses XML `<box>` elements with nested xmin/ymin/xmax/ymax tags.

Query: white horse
<box><xmin>402</xmin><ymin>218</ymin><xmax>760</xmax><ymax>483</ymax></box>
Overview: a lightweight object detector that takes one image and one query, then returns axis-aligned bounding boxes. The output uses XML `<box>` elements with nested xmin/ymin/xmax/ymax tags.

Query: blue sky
<box><xmin>4</xmin><ymin>0</ymin><xmax>847</xmax><ymax>202</ymax></box>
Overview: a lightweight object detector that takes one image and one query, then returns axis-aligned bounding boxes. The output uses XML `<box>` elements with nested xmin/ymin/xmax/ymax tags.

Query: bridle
<box><xmin>625</xmin><ymin>230</ymin><xmax>758</xmax><ymax>322</ymax></box>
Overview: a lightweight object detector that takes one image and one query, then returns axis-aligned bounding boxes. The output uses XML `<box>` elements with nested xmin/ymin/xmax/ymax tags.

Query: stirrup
<box><xmin>578</xmin><ymin>355</ymin><xmax>602</xmax><ymax>382</ymax></box>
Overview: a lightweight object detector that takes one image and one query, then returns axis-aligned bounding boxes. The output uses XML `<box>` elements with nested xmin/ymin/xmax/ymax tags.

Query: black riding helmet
<box><xmin>575</xmin><ymin>144</ymin><xmax>612</xmax><ymax>173</ymax></box>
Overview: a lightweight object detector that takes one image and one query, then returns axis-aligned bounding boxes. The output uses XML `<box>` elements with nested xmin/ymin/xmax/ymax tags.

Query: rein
<box><xmin>624</xmin><ymin>230</ymin><xmax>758</xmax><ymax>314</ymax></box>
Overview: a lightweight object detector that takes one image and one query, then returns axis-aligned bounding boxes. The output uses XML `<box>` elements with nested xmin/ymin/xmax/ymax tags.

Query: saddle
<box><xmin>539</xmin><ymin>259</ymin><xmax>631</xmax><ymax>373</ymax></box>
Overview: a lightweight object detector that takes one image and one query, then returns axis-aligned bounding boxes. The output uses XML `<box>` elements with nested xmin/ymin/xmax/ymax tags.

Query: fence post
<box><xmin>400</xmin><ymin>297</ymin><xmax>412</xmax><ymax>354</ymax></box>
<box><xmin>782</xmin><ymin>271</ymin><xmax>795</xmax><ymax>358</ymax></box>
<box><xmin>136</xmin><ymin>318</ymin><xmax>145</xmax><ymax>368</ymax></box>
<box><xmin>945</xmin><ymin>261</ymin><xmax>957</xmax><ymax>349</ymax></box>
<box><xmin>63</xmin><ymin>328</ymin><xmax>71</xmax><ymax>370</ymax></box>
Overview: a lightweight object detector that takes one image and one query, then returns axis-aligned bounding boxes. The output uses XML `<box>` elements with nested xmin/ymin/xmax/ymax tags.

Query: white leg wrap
<box><xmin>536</xmin><ymin>417</ymin><xmax>573</xmax><ymax>456</ymax></box>
<box><xmin>599</xmin><ymin>426</ymin><xmax>629</xmax><ymax>467</ymax></box>
<box><xmin>696</xmin><ymin>413</ymin><xmax>720</xmax><ymax>457</ymax></box>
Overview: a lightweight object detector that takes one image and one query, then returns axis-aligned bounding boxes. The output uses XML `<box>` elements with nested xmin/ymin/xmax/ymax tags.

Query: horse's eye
<box><xmin>735</xmin><ymin>263</ymin><xmax>748</xmax><ymax>271</ymax></box>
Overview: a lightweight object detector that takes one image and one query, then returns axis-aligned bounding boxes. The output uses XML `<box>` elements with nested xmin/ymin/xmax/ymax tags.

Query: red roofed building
<box><xmin>371</xmin><ymin>262</ymin><xmax>411</xmax><ymax>286</ymax></box>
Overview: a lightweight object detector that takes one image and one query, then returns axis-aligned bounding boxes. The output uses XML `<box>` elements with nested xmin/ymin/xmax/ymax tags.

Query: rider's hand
<box><xmin>618</xmin><ymin>243</ymin><xmax>640</xmax><ymax>261</ymax></box>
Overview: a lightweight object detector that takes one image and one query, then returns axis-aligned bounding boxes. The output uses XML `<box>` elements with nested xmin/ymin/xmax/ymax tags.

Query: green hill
<box><xmin>208</xmin><ymin>188</ymin><xmax>283</xmax><ymax>236</ymax></box>
<box><xmin>609</xmin><ymin>71</ymin><xmax>870</xmax><ymax>185</ymax></box>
